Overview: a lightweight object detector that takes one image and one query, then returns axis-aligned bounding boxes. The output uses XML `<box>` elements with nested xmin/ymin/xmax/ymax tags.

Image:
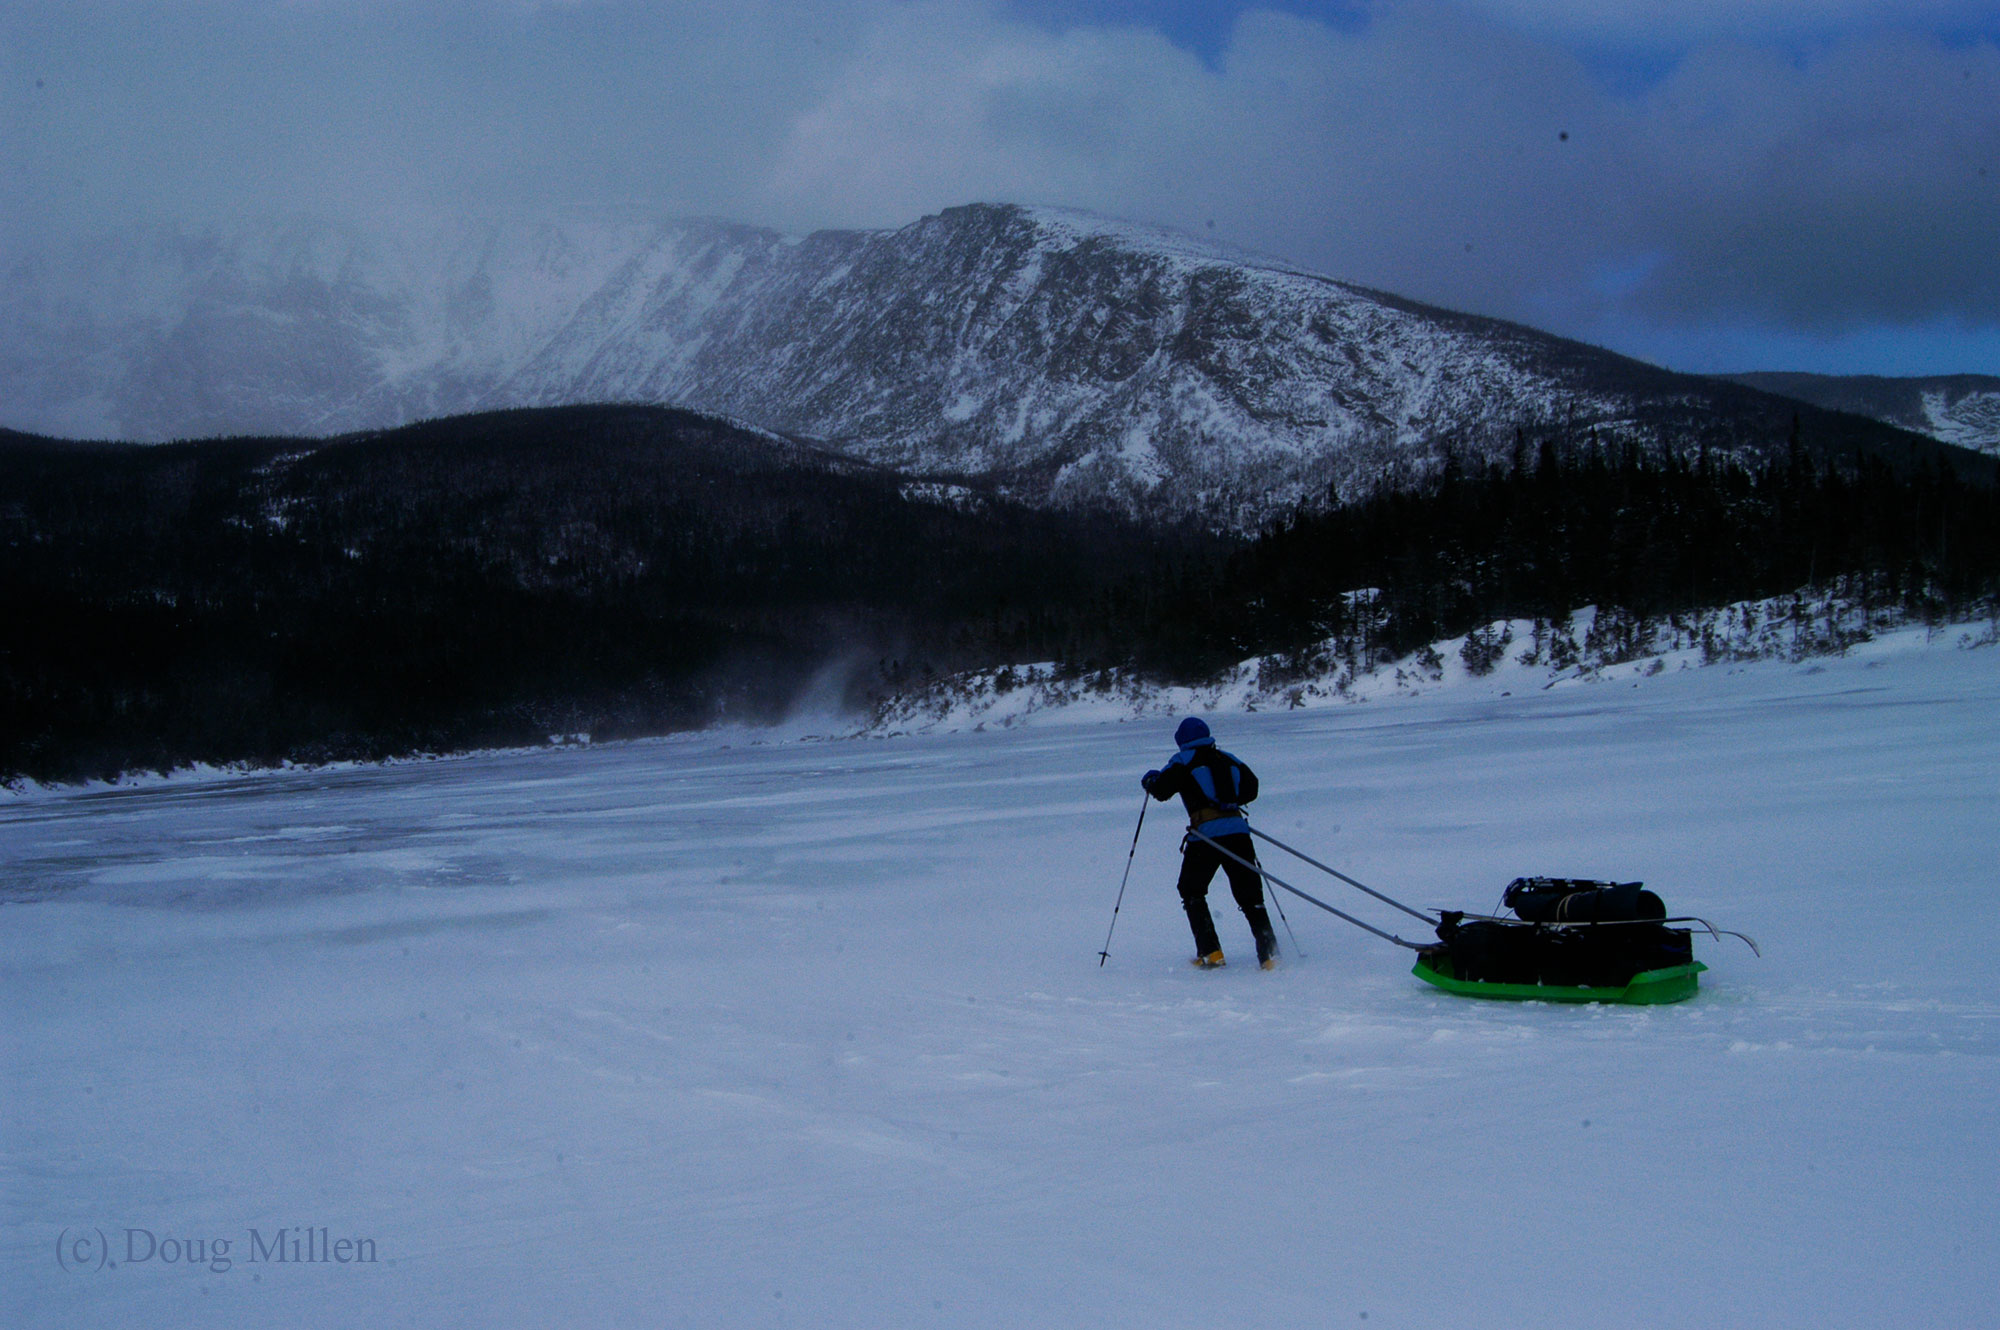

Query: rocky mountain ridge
<box><xmin>1</xmin><ymin>203</ymin><xmax>1973</xmax><ymax>526</ymax></box>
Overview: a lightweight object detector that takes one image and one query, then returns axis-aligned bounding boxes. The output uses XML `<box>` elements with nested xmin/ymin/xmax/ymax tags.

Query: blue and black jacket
<box><xmin>1145</xmin><ymin>737</ymin><xmax>1259</xmax><ymax>838</ymax></box>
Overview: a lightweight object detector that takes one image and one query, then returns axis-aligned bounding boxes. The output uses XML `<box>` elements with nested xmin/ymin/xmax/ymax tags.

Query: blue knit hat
<box><xmin>1174</xmin><ymin>716</ymin><xmax>1212</xmax><ymax>748</ymax></box>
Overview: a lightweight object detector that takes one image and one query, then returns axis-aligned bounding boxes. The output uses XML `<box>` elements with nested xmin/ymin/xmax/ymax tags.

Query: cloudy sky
<box><xmin>4</xmin><ymin>0</ymin><xmax>1996</xmax><ymax>375</ymax></box>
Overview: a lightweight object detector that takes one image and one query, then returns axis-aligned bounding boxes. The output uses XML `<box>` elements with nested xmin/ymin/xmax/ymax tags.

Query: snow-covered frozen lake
<box><xmin>6</xmin><ymin>636</ymin><xmax>1997</xmax><ymax>1328</ymax></box>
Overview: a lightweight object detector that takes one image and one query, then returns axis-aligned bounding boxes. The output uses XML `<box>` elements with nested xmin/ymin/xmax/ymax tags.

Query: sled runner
<box><xmin>1410</xmin><ymin>953</ymin><xmax>1706</xmax><ymax>1004</ymax></box>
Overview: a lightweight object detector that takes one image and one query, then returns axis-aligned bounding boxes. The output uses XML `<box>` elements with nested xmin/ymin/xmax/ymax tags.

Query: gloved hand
<box><xmin>1140</xmin><ymin>769</ymin><xmax>1160</xmax><ymax>794</ymax></box>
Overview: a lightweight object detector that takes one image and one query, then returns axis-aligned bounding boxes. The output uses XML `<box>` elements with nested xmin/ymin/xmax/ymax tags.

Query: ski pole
<box><xmin>1264</xmin><ymin>865</ymin><xmax>1304</xmax><ymax>959</ymax></box>
<box><xmin>1243</xmin><ymin>814</ymin><xmax>1306</xmax><ymax>958</ymax></box>
<box><xmin>1098</xmin><ymin>795</ymin><xmax>1150</xmax><ymax>966</ymax></box>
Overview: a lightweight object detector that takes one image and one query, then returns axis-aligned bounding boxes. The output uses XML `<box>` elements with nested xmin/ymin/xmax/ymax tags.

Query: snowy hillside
<box><xmin>1725</xmin><ymin>372</ymin><xmax>2000</xmax><ymax>456</ymax></box>
<box><xmin>0</xmin><ymin>205</ymin><xmax>1944</xmax><ymax>524</ymax></box>
<box><xmin>495</xmin><ymin>204</ymin><xmax>1620</xmax><ymax>523</ymax></box>
<box><xmin>5</xmin><ymin>629</ymin><xmax>1995</xmax><ymax>1328</ymax></box>
<box><xmin>864</xmin><ymin>595</ymin><xmax>1992</xmax><ymax>738</ymax></box>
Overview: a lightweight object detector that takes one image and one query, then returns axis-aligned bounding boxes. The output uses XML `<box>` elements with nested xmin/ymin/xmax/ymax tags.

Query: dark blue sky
<box><xmin>1008</xmin><ymin>0</ymin><xmax>1372</xmax><ymax>66</ymax></box>
<box><xmin>4</xmin><ymin>1</ymin><xmax>1996</xmax><ymax>375</ymax></box>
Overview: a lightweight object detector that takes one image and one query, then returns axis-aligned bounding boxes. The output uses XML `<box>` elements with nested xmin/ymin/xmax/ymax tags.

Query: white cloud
<box><xmin>762</xmin><ymin>6</ymin><xmax>1211</xmax><ymax>229</ymax></box>
<box><xmin>3</xmin><ymin>0</ymin><xmax>1995</xmax><ymax>369</ymax></box>
<box><xmin>762</xmin><ymin>2</ymin><xmax>2000</xmax><ymax>354</ymax></box>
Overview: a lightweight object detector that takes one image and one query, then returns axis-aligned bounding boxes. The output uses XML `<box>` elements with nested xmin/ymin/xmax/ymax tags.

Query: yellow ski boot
<box><xmin>1192</xmin><ymin>951</ymin><xmax>1226</xmax><ymax>969</ymax></box>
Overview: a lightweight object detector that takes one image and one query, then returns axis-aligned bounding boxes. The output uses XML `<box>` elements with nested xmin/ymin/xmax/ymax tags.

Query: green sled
<box><xmin>1412</xmin><ymin>953</ymin><xmax>1707</xmax><ymax>1005</ymax></box>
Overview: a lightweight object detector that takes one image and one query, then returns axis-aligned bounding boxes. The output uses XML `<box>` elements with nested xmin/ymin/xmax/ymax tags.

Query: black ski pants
<box><xmin>1178</xmin><ymin>830</ymin><xmax>1277</xmax><ymax>963</ymax></box>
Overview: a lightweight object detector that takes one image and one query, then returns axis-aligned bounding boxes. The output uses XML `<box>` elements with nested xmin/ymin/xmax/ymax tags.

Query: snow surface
<box><xmin>5</xmin><ymin>638</ymin><xmax>1998</xmax><ymax>1328</ymax></box>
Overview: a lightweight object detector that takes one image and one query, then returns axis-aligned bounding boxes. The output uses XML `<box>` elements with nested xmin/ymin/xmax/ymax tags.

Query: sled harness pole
<box><xmin>1454</xmin><ymin>910</ymin><xmax>1762</xmax><ymax>956</ymax></box>
<box><xmin>1247</xmin><ymin>826</ymin><xmax>1439</xmax><ymax>927</ymax></box>
<box><xmin>1098</xmin><ymin>795</ymin><xmax>1151</xmax><ymax>966</ymax></box>
<box><xmin>1187</xmin><ymin>827</ymin><xmax>1428</xmax><ymax>952</ymax></box>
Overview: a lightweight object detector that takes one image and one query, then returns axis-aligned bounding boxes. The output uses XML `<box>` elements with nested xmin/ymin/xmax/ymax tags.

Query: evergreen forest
<box><xmin>4</xmin><ymin>405</ymin><xmax>1996</xmax><ymax>784</ymax></box>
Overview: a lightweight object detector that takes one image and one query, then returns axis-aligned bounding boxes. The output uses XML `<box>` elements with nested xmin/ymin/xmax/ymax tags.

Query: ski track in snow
<box><xmin>3</xmin><ymin>642</ymin><xmax>1997</xmax><ymax>1328</ymax></box>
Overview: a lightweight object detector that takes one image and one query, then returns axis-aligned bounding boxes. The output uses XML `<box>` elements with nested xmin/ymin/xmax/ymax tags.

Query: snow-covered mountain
<box><xmin>1722</xmin><ymin>372</ymin><xmax>2000</xmax><ymax>455</ymax></box>
<box><xmin>0</xmin><ymin>203</ymin><xmax>1956</xmax><ymax>524</ymax></box>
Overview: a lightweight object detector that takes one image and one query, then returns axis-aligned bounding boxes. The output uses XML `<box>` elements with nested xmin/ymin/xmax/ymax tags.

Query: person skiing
<box><xmin>1142</xmin><ymin>717</ymin><xmax>1279</xmax><ymax>969</ymax></box>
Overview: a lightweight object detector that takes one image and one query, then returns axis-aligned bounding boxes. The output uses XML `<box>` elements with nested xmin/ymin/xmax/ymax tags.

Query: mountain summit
<box><xmin>1</xmin><ymin>203</ymin><xmax>1967</xmax><ymax>525</ymax></box>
